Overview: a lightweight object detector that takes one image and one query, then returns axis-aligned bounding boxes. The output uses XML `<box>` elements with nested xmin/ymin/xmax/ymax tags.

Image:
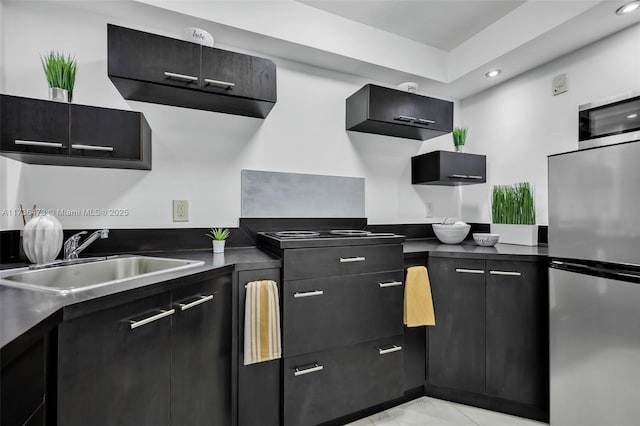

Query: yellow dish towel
<box><xmin>404</xmin><ymin>266</ymin><xmax>436</xmax><ymax>327</ymax></box>
<box><xmin>244</xmin><ymin>280</ymin><xmax>282</xmax><ymax>365</ymax></box>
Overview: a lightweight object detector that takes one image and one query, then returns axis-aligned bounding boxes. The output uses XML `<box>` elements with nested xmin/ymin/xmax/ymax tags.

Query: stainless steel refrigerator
<box><xmin>548</xmin><ymin>140</ymin><xmax>640</xmax><ymax>426</ymax></box>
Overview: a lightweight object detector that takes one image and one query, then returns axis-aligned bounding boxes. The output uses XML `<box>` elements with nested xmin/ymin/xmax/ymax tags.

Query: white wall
<box><xmin>0</xmin><ymin>1</ymin><xmax>459</xmax><ymax>231</ymax></box>
<box><xmin>459</xmin><ymin>23</ymin><xmax>640</xmax><ymax>225</ymax></box>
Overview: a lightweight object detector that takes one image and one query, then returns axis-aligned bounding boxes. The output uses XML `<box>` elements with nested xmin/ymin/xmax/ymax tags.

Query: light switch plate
<box><xmin>173</xmin><ymin>200</ymin><xmax>189</xmax><ymax>222</ymax></box>
<box><xmin>552</xmin><ymin>73</ymin><xmax>568</xmax><ymax>95</ymax></box>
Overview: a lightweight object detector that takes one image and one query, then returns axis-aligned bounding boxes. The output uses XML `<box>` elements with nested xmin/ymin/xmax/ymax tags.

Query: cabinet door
<box><xmin>413</xmin><ymin>94</ymin><xmax>453</xmax><ymax>133</ymax></box>
<box><xmin>172</xmin><ymin>275</ymin><xmax>232</xmax><ymax>426</ymax></box>
<box><xmin>283</xmin><ymin>336</ymin><xmax>404</xmax><ymax>426</ymax></box>
<box><xmin>367</xmin><ymin>85</ymin><xmax>416</xmax><ymax>125</ymax></box>
<box><xmin>428</xmin><ymin>258</ymin><xmax>486</xmax><ymax>394</ymax></box>
<box><xmin>108</xmin><ymin>24</ymin><xmax>201</xmax><ymax>89</ymax></box>
<box><xmin>57</xmin><ymin>292</ymin><xmax>172</xmax><ymax>426</ymax></box>
<box><xmin>0</xmin><ymin>95</ymin><xmax>69</xmax><ymax>155</ymax></box>
<box><xmin>70</xmin><ymin>104</ymin><xmax>143</xmax><ymax>161</ymax></box>
<box><xmin>486</xmin><ymin>260</ymin><xmax>548</xmax><ymax>406</ymax></box>
<box><xmin>283</xmin><ymin>270</ymin><xmax>404</xmax><ymax>357</ymax></box>
<box><xmin>201</xmin><ymin>48</ymin><xmax>276</xmax><ymax>102</ymax></box>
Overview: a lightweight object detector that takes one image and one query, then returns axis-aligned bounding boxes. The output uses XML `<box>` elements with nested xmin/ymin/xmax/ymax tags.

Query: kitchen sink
<box><xmin>0</xmin><ymin>255</ymin><xmax>205</xmax><ymax>295</ymax></box>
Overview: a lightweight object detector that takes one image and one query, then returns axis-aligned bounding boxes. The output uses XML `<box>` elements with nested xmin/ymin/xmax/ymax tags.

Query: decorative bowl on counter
<box><xmin>432</xmin><ymin>223</ymin><xmax>471</xmax><ymax>244</ymax></box>
<box><xmin>473</xmin><ymin>233</ymin><xmax>500</xmax><ymax>247</ymax></box>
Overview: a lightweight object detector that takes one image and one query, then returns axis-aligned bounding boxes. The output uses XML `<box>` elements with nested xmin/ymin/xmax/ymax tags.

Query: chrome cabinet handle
<box><xmin>340</xmin><ymin>256</ymin><xmax>366</xmax><ymax>263</ymax></box>
<box><xmin>204</xmin><ymin>78</ymin><xmax>236</xmax><ymax>89</ymax></box>
<box><xmin>294</xmin><ymin>363</ymin><xmax>324</xmax><ymax>377</ymax></box>
<box><xmin>379</xmin><ymin>345</ymin><xmax>403</xmax><ymax>355</ymax></box>
<box><xmin>164</xmin><ymin>71</ymin><xmax>198</xmax><ymax>82</ymax></box>
<box><xmin>455</xmin><ymin>268</ymin><xmax>485</xmax><ymax>274</ymax></box>
<box><xmin>15</xmin><ymin>140</ymin><xmax>64</xmax><ymax>148</ymax></box>
<box><xmin>379</xmin><ymin>281</ymin><xmax>403</xmax><ymax>288</ymax></box>
<box><xmin>449</xmin><ymin>174</ymin><xmax>469</xmax><ymax>179</ymax></box>
<box><xmin>394</xmin><ymin>115</ymin><xmax>417</xmax><ymax>122</ymax></box>
<box><xmin>467</xmin><ymin>175</ymin><xmax>483</xmax><ymax>180</ymax></box>
<box><xmin>129</xmin><ymin>309</ymin><xmax>175</xmax><ymax>329</ymax></box>
<box><xmin>71</xmin><ymin>144</ymin><xmax>114</xmax><ymax>152</ymax></box>
<box><xmin>489</xmin><ymin>271</ymin><xmax>522</xmax><ymax>276</ymax></box>
<box><xmin>415</xmin><ymin>118</ymin><xmax>435</xmax><ymax>125</ymax></box>
<box><xmin>177</xmin><ymin>294</ymin><xmax>214</xmax><ymax>311</ymax></box>
<box><xmin>294</xmin><ymin>290</ymin><xmax>324</xmax><ymax>298</ymax></box>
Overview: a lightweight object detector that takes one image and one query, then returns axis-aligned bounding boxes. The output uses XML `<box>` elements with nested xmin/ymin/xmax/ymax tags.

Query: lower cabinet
<box><xmin>283</xmin><ymin>336</ymin><xmax>404</xmax><ymax>426</ymax></box>
<box><xmin>426</xmin><ymin>256</ymin><xmax>549</xmax><ymax>420</ymax></box>
<box><xmin>56</xmin><ymin>273</ymin><xmax>231</xmax><ymax>426</ymax></box>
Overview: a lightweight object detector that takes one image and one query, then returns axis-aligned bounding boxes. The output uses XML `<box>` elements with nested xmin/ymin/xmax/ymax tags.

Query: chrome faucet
<box><xmin>64</xmin><ymin>229</ymin><xmax>109</xmax><ymax>260</ymax></box>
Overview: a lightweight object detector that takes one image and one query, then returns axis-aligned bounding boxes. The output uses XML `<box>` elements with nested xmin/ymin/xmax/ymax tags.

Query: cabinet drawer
<box><xmin>1</xmin><ymin>95</ymin><xmax>69</xmax><ymax>155</ymax></box>
<box><xmin>283</xmin><ymin>270</ymin><xmax>404</xmax><ymax>357</ymax></box>
<box><xmin>283</xmin><ymin>336</ymin><xmax>404</xmax><ymax>426</ymax></box>
<box><xmin>201</xmin><ymin>48</ymin><xmax>276</xmax><ymax>102</ymax></box>
<box><xmin>283</xmin><ymin>244</ymin><xmax>403</xmax><ymax>280</ymax></box>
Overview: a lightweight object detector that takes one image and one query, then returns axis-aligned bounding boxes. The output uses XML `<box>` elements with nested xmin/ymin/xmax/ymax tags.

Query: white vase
<box><xmin>23</xmin><ymin>214</ymin><xmax>63</xmax><ymax>264</ymax></box>
<box><xmin>490</xmin><ymin>224</ymin><xmax>539</xmax><ymax>246</ymax></box>
<box><xmin>212</xmin><ymin>240</ymin><xmax>226</xmax><ymax>253</ymax></box>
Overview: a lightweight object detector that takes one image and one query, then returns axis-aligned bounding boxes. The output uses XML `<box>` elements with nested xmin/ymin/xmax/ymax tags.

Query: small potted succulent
<box><xmin>41</xmin><ymin>51</ymin><xmax>77</xmax><ymax>102</ymax></box>
<box><xmin>206</xmin><ymin>227</ymin><xmax>230</xmax><ymax>253</ymax></box>
<box><xmin>452</xmin><ymin>126</ymin><xmax>468</xmax><ymax>152</ymax></box>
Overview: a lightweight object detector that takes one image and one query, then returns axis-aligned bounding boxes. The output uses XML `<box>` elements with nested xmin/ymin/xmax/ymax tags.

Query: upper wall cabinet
<box><xmin>0</xmin><ymin>95</ymin><xmax>151</xmax><ymax>170</ymax></box>
<box><xmin>412</xmin><ymin>150</ymin><xmax>486</xmax><ymax>185</ymax></box>
<box><xmin>107</xmin><ymin>24</ymin><xmax>277</xmax><ymax>119</ymax></box>
<box><xmin>346</xmin><ymin>84</ymin><xmax>453</xmax><ymax>140</ymax></box>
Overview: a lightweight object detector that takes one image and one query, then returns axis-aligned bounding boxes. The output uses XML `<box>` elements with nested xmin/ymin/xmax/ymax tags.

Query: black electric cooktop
<box><xmin>257</xmin><ymin>229</ymin><xmax>405</xmax><ymax>249</ymax></box>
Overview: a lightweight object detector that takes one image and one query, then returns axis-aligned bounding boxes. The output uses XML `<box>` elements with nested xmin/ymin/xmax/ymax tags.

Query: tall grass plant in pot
<box><xmin>452</xmin><ymin>127</ymin><xmax>467</xmax><ymax>152</ymax></box>
<box><xmin>41</xmin><ymin>51</ymin><xmax>77</xmax><ymax>102</ymax></box>
<box><xmin>490</xmin><ymin>182</ymin><xmax>538</xmax><ymax>246</ymax></box>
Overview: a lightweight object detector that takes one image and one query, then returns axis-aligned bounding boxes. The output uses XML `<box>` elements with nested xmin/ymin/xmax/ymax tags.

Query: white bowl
<box><xmin>432</xmin><ymin>224</ymin><xmax>470</xmax><ymax>244</ymax></box>
<box><xmin>473</xmin><ymin>233</ymin><xmax>500</xmax><ymax>247</ymax></box>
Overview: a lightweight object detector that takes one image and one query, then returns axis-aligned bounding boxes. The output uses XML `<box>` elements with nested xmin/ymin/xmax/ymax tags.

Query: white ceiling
<box><xmin>298</xmin><ymin>0</ymin><xmax>526</xmax><ymax>51</ymax></box>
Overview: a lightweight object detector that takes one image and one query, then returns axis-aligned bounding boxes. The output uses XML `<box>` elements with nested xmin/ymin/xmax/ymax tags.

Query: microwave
<box><xmin>579</xmin><ymin>92</ymin><xmax>640</xmax><ymax>149</ymax></box>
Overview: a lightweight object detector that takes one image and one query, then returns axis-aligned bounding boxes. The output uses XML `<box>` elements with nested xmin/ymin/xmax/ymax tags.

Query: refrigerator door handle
<box><xmin>551</xmin><ymin>260</ymin><xmax>640</xmax><ymax>282</ymax></box>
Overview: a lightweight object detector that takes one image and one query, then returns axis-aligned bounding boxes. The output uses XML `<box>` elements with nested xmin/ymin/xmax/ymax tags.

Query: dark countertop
<box><xmin>403</xmin><ymin>238</ymin><xmax>548</xmax><ymax>261</ymax></box>
<box><xmin>0</xmin><ymin>248</ymin><xmax>280</xmax><ymax>349</ymax></box>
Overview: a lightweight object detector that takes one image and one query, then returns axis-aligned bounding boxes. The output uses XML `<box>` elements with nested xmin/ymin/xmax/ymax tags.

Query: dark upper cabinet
<box><xmin>346</xmin><ymin>84</ymin><xmax>453</xmax><ymax>140</ymax></box>
<box><xmin>108</xmin><ymin>24</ymin><xmax>277</xmax><ymax>118</ymax></box>
<box><xmin>428</xmin><ymin>257</ymin><xmax>487</xmax><ymax>394</ymax></box>
<box><xmin>412</xmin><ymin>150</ymin><xmax>486</xmax><ymax>185</ymax></box>
<box><xmin>0</xmin><ymin>94</ymin><xmax>151</xmax><ymax>169</ymax></box>
<box><xmin>0</xmin><ymin>95</ymin><xmax>69</xmax><ymax>156</ymax></box>
<box><xmin>485</xmin><ymin>260</ymin><xmax>548</xmax><ymax>408</ymax></box>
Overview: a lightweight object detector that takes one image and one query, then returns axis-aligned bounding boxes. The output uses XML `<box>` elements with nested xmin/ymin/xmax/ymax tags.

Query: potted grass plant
<box><xmin>490</xmin><ymin>182</ymin><xmax>538</xmax><ymax>246</ymax></box>
<box><xmin>41</xmin><ymin>51</ymin><xmax>77</xmax><ymax>102</ymax></box>
<box><xmin>452</xmin><ymin>127</ymin><xmax>468</xmax><ymax>152</ymax></box>
<box><xmin>206</xmin><ymin>227</ymin><xmax>230</xmax><ymax>253</ymax></box>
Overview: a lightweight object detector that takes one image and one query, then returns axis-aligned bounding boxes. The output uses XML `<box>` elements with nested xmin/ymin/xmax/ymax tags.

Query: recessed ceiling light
<box><xmin>627</xmin><ymin>113</ymin><xmax>638</xmax><ymax>119</ymax></box>
<box><xmin>485</xmin><ymin>69</ymin><xmax>502</xmax><ymax>78</ymax></box>
<box><xmin>616</xmin><ymin>1</ymin><xmax>640</xmax><ymax>15</ymax></box>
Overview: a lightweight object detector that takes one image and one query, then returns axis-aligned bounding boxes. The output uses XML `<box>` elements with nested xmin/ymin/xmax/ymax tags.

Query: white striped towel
<box><xmin>244</xmin><ymin>280</ymin><xmax>282</xmax><ymax>365</ymax></box>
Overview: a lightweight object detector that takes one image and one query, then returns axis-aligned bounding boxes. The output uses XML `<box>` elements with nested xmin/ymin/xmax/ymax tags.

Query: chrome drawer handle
<box><xmin>467</xmin><ymin>175</ymin><xmax>483</xmax><ymax>180</ymax></box>
<box><xmin>177</xmin><ymin>294</ymin><xmax>214</xmax><ymax>311</ymax></box>
<box><xmin>379</xmin><ymin>345</ymin><xmax>403</xmax><ymax>355</ymax></box>
<box><xmin>449</xmin><ymin>174</ymin><xmax>469</xmax><ymax>179</ymax></box>
<box><xmin>394</xmin><ymin>115</ymin><xmax>417</xmax><ymax>122</ymax></box>
<box><xmin>15</xmin><ymin>139</ymin><xmax>64</xmax><ymax>148</ymax></box>
<box><xmin>455</xmin><ymin>268</ymin><xmax>485</xmax><ymax>274</ymax></box>
<box><xmin>294</xmin><ymin>363</ymin><xmax>324</xmax><ymax>377</ymax></box>
<box><xmin>294</xmin><ymin>290</ymin><xmax>324</xmax><ymax>298</ymax></box>
<box><xmin>379</xmin><ymin>281</ymin><xmax>403</xmax><ymax>288</ymax></box>
<box><xmin>164</xmin><ymin>71</ymin><xmax>198</xmax><ymax>82</ymax></box>
<box><xmin>340</xmin><ymin>256</ymin><xmax>366</xmax><ymax>263</ymax></box>
<box><xmin>71</xmin><ymin>144</ymin><xmax>114</xmax><ymax>152</ymax></box>
<box><xmin>204</xmin><ymin>78</ymin><xmax>236</xmax><ymax>89</ymax></box>
<box><xmin>129</xmin><ymin>309</ymin><xmax>175</xmax><ymax>329</ymax></box>
<box><xmin>415</xmin><ymin>118</ymin><xmax>435</xmax><ymax>125</ymax></box>
<box><xmin>489</xmin><ymin>271</ymin><xmax>522</xmax><ymax>276</ymax></box>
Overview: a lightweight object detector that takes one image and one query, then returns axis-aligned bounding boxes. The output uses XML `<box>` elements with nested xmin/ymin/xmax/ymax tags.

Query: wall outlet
<box><xmin>552</xmin><ymin>73</ymin><xmax>568</xmax><ymax>95</ymax></box>
<box><xmin>173</xmin><ymin>200</ymin><xmax>189</xmax><ymax>222</ymax></box>
<box><xmin>425</xmin><ymin>202</ymin><xmax>434</xmax><ymax>218</ymax></box>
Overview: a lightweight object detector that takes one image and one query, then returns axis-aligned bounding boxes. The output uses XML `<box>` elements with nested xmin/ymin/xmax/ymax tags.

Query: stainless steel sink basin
<box><xmin>0</xmin><ymin>255</ymin><xmax>205</xmax><ymax>294</ymax></box>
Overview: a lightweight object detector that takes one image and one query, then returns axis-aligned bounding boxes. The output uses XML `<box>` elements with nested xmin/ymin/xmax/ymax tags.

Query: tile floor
<box><xmin>346</xmin><ymin>397</ymin><xmax>548</xmax><ymax>426</ymax></box>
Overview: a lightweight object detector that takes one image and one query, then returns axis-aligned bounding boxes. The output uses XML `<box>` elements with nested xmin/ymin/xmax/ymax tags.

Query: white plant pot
<box><xmin>490</xmin><ymin>224</ymin><xmax>539</xmax><ymax>246</ymax></box>
<box><xmin>23</xmin><ymin>214</ymin><xmax>63</xmax><ymax>264</ymax></box>
<box><xmin>212</xmin><ymin>240</ymin><xmax>226</xmax><ymax>253</ymax></box>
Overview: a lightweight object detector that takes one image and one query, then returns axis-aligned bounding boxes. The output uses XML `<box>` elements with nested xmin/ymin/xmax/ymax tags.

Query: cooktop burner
<box><xmin>329</xmin><ymin>230</ymin><xmax>371</xmax><ymax>236</ymax></box>
<box><xmin>273</xmin><ymin>230</ymin><xmax>321</xmax><ymax>238</ymax></box>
